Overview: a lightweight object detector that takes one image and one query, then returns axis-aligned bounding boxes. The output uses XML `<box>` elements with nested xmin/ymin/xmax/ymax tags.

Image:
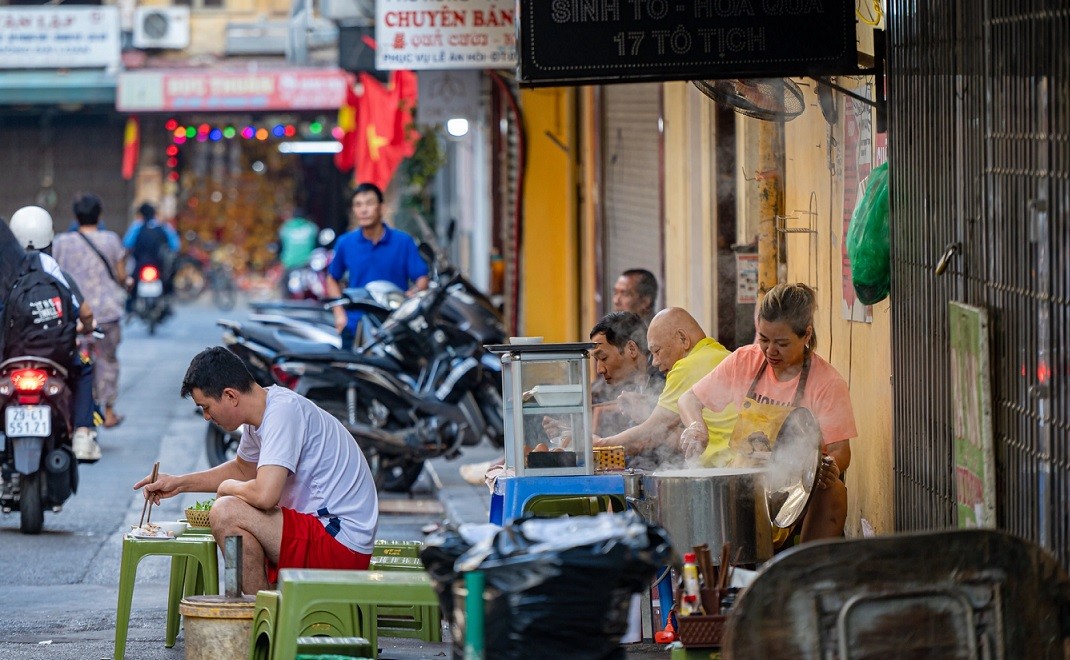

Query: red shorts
<box><xmin>266</xmin><ymin>507</ymin><xmax>371</xmax><ymax>584</ymax></box>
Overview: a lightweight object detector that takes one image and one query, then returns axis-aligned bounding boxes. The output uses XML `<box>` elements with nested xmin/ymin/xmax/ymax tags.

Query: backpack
<box><xmin>132</xmin><ymin>223</ymin><xmax>174</xmax><ymax>276</ymax></box>
<box><xmin>1</xmin><ymin>251</ymin><xmax>78</xmax><ymax>366</ymax></box>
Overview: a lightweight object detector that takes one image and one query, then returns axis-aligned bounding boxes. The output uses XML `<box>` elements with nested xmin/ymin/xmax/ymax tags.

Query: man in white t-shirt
<box><xmin>135</xmin><ymin>346</ymin><xmax>379</xmax><ymax>594</ymax></box>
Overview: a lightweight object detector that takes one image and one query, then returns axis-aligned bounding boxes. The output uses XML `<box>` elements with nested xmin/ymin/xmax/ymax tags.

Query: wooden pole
<box><xmin>756</xmin><ymin>112</ymin><xmax>784</xmax><ymax>303</ymax></box>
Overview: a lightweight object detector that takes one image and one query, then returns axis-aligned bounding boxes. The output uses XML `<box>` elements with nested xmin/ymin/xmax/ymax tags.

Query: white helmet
<box><xmin>10</xmin><ymin>206</ymin><xmax>54</xmax><ymax>250</ymax></box>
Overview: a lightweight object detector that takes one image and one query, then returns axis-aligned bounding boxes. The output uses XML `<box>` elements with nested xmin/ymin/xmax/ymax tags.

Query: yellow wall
<box><xmin>519</xmin><ymin>87</ymin><xmax>580</xmax><ymax>341</ymax></box>
<box><xmin>662</xmin><ymin>82</ymin><xmax>716</xmax><ymax>328</ymax></box>
<box><xmin>782</xmin><ymin>80</ymin><xmax>894</xmax><ymax>538</ymax></box>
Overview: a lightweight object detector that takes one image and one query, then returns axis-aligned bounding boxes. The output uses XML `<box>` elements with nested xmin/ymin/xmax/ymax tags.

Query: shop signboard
<box><xmin>0</xmin><ymin>6</ymin><xmax>120</xmax><ymax>70</ymax></box>
<box><xmin>517</xmin><ymin>0</ymin><xmax>856</xmax><ymax>86</ymax></box>
<box><xmin>117</xmin><ymin>69</ymin><xmax>350</xmax><ymax>112</ymax></box>
<box><xmin>375</xmin><ymin>0</ymin><xmax>517</xmax><ymax>70</ymax></box>
<box><xmin>417</xmin><ymin>70</ymin><xmax>482</xmax><ymax>124</ymax></box>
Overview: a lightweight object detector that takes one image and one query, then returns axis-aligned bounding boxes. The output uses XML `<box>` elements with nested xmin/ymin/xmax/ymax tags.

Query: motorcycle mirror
<box><xmin>418</xmin><ymin>242</ymin><xmax>435</xmax><ymax>264</ymax></box>
<box><xmin>318</xmin><ymin>228</ymin><xmax>336</xmax><ymax>246</ymax></box>
<box><xmin>446</xmin><ymin>219</ymin><xmax>457</xmax><ymax>243</ymax></box>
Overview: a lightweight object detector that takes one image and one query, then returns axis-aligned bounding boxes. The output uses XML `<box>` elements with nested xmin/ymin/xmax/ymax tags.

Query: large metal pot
<box><xmin>642</xmin><ymin>467</ymin><xmax>773</xmax><ymax>564</ymax></box>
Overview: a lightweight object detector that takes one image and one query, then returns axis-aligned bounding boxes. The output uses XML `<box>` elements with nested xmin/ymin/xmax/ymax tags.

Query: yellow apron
<box><xmin>729</xmin><ymin>355</ymin><xmax>812</xmax><ymax>549</ymax></box>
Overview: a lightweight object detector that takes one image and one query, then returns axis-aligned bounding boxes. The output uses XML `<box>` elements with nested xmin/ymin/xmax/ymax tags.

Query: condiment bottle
<box><xmin>680</xmin><ymin>552</ymin><xmax>705</xmax><ymax>615</ymax></box>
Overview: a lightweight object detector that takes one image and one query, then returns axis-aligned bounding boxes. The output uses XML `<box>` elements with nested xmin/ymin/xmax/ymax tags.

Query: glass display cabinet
<box><xmin>487</xmin><ymin>342</ymin><xmax>595</xmax><ymax>477</ymax></box>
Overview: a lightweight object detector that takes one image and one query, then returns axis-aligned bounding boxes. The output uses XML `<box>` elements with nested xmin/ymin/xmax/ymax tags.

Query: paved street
<box><xmin>0</xmin><ymin>295</ymin><xmax>669</xmax><ymax>659</ymax></box>
<box><xmin>0</xmin><ymin>297</ymin><xmax>441</xmax><ymax>659</ymax></box>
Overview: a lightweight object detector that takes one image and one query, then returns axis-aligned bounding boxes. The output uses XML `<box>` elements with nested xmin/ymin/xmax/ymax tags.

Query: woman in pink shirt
<box><xmin>678</xmin><ymin>283</ymin><xmax>857</xmax><ymax>543</ymax></box>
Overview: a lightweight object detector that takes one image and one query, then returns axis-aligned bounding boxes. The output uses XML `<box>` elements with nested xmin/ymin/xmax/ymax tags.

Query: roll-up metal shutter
<box><xmin>601</xmin><ymin>83</ymin><xmax>663</xmax><ymax>308</ymax></box>
<box><xmin>0</xmin><ymin>111</ymin><xmax>129</xmax><ymax>230</ymax></box>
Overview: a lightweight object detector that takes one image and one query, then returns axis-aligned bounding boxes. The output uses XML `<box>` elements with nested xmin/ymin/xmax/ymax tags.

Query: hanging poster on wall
<box><xmin>949</xmin><ymin>301</ymin><xmax>996</xmax><ymax>529</ymax></box>
<box><xmin>841</xmin><ymin>96</ymin><xmax>874</xmax><ymax>323</ymax></box>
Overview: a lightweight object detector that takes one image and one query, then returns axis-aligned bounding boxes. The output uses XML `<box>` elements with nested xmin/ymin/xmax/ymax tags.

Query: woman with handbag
<box><xmin>52</xmin><ymin>194</ymin><xmax>127</xmax><ymax>429</ymax></box>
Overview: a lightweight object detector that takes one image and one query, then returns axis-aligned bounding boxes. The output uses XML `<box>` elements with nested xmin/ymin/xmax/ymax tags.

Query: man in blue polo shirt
<box><xmin>326</xmin><ymin>183</ymin><xmax>429</xmax><ymax>346</ymax></box>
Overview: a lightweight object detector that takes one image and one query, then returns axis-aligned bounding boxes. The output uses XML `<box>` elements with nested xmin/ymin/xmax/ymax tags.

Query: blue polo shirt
<box><xmin>328</xmin><ymin>225</ymin><xmax>429</xmax><ymax>331</ymax></box>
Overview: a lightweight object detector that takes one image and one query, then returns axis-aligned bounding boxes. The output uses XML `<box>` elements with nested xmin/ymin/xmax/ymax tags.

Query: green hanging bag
<box><xmin>847</xmin><ymin>161</ymin><xmax>891</xmax><ymax>305</ymax></box>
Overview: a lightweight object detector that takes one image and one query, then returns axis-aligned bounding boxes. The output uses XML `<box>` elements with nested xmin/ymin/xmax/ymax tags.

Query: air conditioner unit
<box><xmin>133</xmin><ymin>7</ymin><xmax>191</xmax><ymax>50</ymax></box>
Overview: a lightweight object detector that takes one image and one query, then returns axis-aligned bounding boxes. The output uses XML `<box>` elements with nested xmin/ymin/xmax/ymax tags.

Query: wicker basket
<box><xmin>184</xmin><ymin>508</ymin><xmax>211</xmax><ymax>528</ymax></box>
<box><xmin>676</xmin><ymin>613</ymin><xmax>727</xmax><ymax>648</ymax></box>
<box><xmin>593</xmin><ymin>445</ymin><xmax>626</xmax><ymax>472</ymax></box>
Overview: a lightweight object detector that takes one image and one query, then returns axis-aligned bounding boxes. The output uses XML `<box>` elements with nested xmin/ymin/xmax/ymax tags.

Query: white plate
<box><xmin>509</xmin><ymin>336</ymin><xmax>543</xmax><ymax>345</ymax></box>
<box><xmin>127</xmin><ymin>531</ymin><xmax>174</xmax><ymax>540</ymax></box>
<box><xmin>530</xmin><ymin>384</ymin><xmax>583</xmax><ymax>407</ymax></box>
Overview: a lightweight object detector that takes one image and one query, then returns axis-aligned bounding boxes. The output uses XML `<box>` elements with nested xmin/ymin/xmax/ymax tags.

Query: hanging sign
<box><xmin>517</xmin><ymin>0</ymin><xmax>856</xmax><ymax>86</ymax></box>
<box><xmin>117</xmin><ymin>69</ymin><xmax>350</xmax><ymax>112</ymax></box>
<box><xmin>417</xmin><ymin>70</ymin><xmax>482</xmax><ymax>124</ymax></box>
<box><xmin>375</xmin><ymin>0</ymin><xmax>517</xmax><ymax>71</ymax></box>
<box><xmin>0</xmin><ymin>7</ymin><xmax>120</xmax><ymax>70</ymax></box>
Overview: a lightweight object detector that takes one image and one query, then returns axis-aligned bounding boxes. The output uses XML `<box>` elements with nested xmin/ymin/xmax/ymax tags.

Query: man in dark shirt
<box><xmin>586</xmin><ymin>311</ymin><xmax>664</xmax><ymax>437</ymax></box>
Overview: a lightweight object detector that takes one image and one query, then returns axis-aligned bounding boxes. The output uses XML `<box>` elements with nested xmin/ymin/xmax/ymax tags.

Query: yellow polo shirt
<box><xmin>657</xmin><ymin>337</ymin><xmax>738</xmax><ymax>466</ymax></box>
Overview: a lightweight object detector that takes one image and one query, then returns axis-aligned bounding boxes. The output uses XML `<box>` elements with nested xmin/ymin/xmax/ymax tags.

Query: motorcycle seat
<box><xmin>277</xmin><ymin>349</ymin><xmax>401</xmax><ymax>373</ymax></box>
<box><xmin>239</xmin><ymin>323</ymin><xmax>340</xmax><ymax>355</ymax></box>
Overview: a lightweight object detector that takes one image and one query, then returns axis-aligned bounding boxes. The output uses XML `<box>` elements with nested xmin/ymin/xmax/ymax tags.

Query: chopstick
<box><xmin>138</xmin><ymin>461</ymin><xmax>160</xmax><ymax>529</ymax></box>
<box><xmin>717</xmin><ymin>542</ymin><xmax>732</xmax><ymax>591</ymax></box>
<box><xmin>591</xmin><ymin>401</ymin><xmax>619</xmax><ymax>409</ymax></box>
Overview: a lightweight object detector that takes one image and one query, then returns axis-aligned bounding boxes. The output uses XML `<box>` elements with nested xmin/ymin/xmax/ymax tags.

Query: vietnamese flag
<box><xmin>353</xmin><ymin>70</ymin><xmax>418</xmax><ymax>191</ymax></box>
<box><xmin>121</xmin><ymin>117</ymin><xmax>140</xmax><ymax>180</ymax></box>
<box><xmin>333</xmin><ymin>81</ymin><xmax>360</xmax><ymax>172</ymax></box>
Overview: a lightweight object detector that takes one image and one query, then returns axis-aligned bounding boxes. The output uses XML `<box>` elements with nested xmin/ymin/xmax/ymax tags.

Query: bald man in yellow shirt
<box><xmin>595</xmin><ymin>307</ymin><xmax>737</xmax><ymax>466</ymax></box>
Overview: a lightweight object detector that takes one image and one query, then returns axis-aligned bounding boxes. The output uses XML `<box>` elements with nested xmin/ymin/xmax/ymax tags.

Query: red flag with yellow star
<box><xmin>333</xmin><ymin>80</ymin><xmax>360</xmax><ymax>172</ymax></box>
<box><xmin>353</xmin><ymin>70</ymin><xmax>418</xmax><ymax>191</ymax></box>
<box><xmin>121</xmin><ymin>117</ymin><xmax>140</xmax><ymax>180</ymax></box>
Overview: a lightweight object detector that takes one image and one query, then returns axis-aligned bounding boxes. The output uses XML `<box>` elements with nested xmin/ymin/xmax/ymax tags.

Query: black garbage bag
<box><xmin>455</xmin><ymin>511</ymin><xmax>673</xmax><ymax>660</ymax></box>
<box><xmin>420</xmin><ymin>523</ymin><xmax>499</xmax><ymax>626</ymax></box>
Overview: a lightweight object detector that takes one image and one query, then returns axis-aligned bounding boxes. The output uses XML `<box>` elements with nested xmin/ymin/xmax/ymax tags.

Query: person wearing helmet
<box><xmin>6</xmin><ymin>206</ymin><xmax>102</xmax><ymax>462</ymax></box>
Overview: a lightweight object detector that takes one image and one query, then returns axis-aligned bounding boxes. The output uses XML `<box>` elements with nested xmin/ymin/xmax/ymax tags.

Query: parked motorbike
<box><xmin>250</xmin><ymin>280</ymin><xmax>406</xmax><ymax>346</ymax></box>
<box><xmin>130</xmin><ymin>264</ymin><xmax>171</xmax><ymax>335</ymax></box>
<box><xmin>272</xmin><ymin>272</ymin><xmax>504</xmax><ymax>492</ymax></box>
<box><xmin>284</xmin><ymin>228</ymin><xmax>336</xmax><ymax>301</ymax></box>
<box><xmin>0</xmin><ymin>356</ymin><xmax>79</xmax><ymax>534</ymax></box>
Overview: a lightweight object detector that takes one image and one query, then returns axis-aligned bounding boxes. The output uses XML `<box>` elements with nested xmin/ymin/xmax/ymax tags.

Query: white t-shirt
<box><xmin>237</xmin><ymin>386</ymin><xmax>379</xmax><ymax>553</ymax></box>
<box><xmin>39</xmin><ymin>252</ymin><xmax>81</xmax><ymax>308</ymax></box>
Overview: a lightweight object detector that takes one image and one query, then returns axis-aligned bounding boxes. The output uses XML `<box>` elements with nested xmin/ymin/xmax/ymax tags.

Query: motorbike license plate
<box><xmin>138</xmin><ymin>280</ymin><xmax>164</xmax><ymax>298</ymax></box>
<box><xmin>5</xmin><ymin>405</ymin><xmax>51</xmax><ymax>437</ymax></box>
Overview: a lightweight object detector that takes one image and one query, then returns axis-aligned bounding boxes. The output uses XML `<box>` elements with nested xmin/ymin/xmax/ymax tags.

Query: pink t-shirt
<box><xmin>691</xmin><ymin>344</ymin><xmax>857</xmax><ymax>446</ymax></box>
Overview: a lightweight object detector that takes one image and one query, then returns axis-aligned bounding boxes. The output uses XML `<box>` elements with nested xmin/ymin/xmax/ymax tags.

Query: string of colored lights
<box><xmin>164</xmin><ymin>118</ymin><xmax>343</xmax><ymax>145</ymax></box>
<box><xmin>163</xmin><ymin>118</ymin><xmax>343</xmax><ymax>181</ymax></box>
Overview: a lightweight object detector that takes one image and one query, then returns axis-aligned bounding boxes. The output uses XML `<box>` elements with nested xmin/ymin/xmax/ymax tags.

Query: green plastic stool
<box><xmin>114</xmin><ymin>535</ymin><xmax>219</xmax><ymax>660</ymax></box>
<box><xmin>269</xmin><ymin>569</ymin><xmax>439</xmax><ymax>660</ymax></box>
<box><xmin>251</xmin><ymin>590</ymin><xmax>364</xmax><ymax>660</ymax></box>
<box><xmin>250</xmin><ymin>590</ymin><xmax>281</xmax><ymax>660</ymax></box>
<box><xmin>525</xmin><ymin>494</ymin><xmax>626</xmax><ymax>517</ymax></box>
<box><xmin>164</xmin><ymin>522</ymin><xmax>218</xmax><ymax>647</ymax></box>
<box><xmin>368</xmin><ymin>555</ymin><xmax>424</xmax><ymax>572</ymax></box>
<box><xmin>372</xmin><ymin>539</ymin><xmax>422</xmax><ymax>558</ymax></box>
<box><xmin>368</xmin><ymin>556</ymin><xmax>440</xmax><ymax>642</ymax></box>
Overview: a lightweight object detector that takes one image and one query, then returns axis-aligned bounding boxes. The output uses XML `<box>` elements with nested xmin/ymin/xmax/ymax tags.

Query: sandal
<box><xmin>103</xmin><ymin>413</ymin><xmax>125</xmax><ymax>428</ymax></box>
